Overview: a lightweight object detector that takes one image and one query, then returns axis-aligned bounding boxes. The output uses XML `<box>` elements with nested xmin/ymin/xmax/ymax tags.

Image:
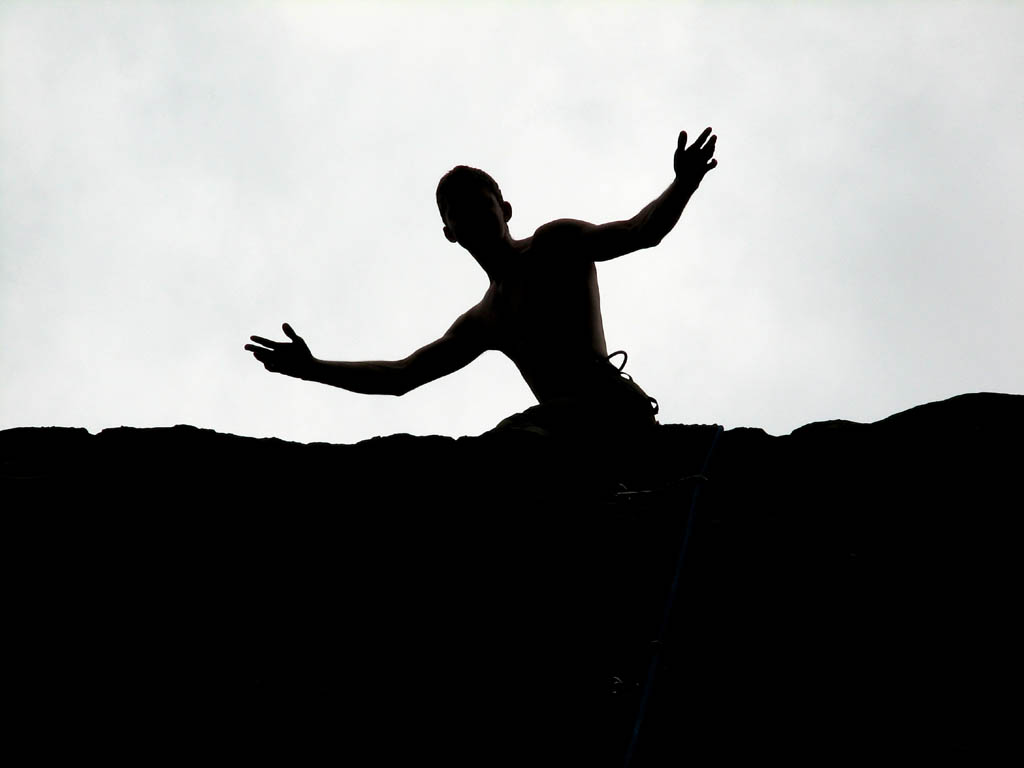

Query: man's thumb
<box><xmin>283</xmin><ymin>322</ymin><xmax>297</xmax><ymax>340</ymax></box>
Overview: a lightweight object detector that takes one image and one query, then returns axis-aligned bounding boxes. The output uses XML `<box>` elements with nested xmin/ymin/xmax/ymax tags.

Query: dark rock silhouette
<box><xmin>4</xmin><ymin>391</ymin><xmax>1021</xmax><ymax>761</ymax></box>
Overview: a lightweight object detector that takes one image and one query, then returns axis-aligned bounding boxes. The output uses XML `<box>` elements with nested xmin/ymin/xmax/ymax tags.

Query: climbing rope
<box><xmin>622</xmin><ymin>423</ymin><xmax>724</xmax><ymax>768</ymax></box>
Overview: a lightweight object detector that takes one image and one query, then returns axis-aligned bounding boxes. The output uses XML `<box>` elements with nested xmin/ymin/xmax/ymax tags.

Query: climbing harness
<box><xmin>620</xmin><ymin>423</ymin><xmax>724</xmax><ymax>768</ymax></box>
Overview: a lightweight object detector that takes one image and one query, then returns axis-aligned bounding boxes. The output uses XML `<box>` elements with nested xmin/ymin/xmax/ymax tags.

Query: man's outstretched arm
<box><xmin>245</xmin><ymin>313</ymin><xmax>486</xmax><ymax>396</ymax></box>
<box><xmin>534</xmin><ymin>127</ymin><xmax>718</xmax><ymax>262</ymax></box>
<box><xmin>245</xmin><ymin>323</ymin><xmax>408</xmax><ymax>395</ymax></box>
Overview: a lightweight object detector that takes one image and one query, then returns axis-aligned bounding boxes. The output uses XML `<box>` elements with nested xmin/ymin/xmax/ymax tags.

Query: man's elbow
<box><xmin>393</xmin><ymin>379</ymin><xmax>418</xmax><ymax>397</ymax></box>
<box><xmin>625</xmin><ymin>219</ymin><xmax>663</xmax><ymax>250</ymax></box>
<box><xmin>638</xmin><ymin>227</ymin><xmax>665</xmax><ymax>248</ymax></box>
<box><xmin>391</xmin><ymin>365</ymin><xmax>414</xmax><ymax>396</ymax></box>
<box><xmin>392</xmin><ymin>360</ymin><xmax>433</xmax><ymax>396</ymax></box>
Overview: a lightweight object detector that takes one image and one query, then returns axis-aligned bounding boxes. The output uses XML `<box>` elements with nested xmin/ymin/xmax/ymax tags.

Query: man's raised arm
<box><xmin>631</xmin><ymin>127</ymin><xmax>718</xmax><ymax>246</ymax></box>
<box><xmin>533</xmin><ymin>127</ymin><xmax>718</xmax><ymax>262</ymax></box>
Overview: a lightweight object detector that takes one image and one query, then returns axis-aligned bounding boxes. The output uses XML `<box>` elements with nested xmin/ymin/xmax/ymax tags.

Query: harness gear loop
<box><xmin>605</xmin><ymin>349</ymin><xmax>629</xmax><ymax>374</ymax></box>
<box><xmin>601</xmin><ymin>349</ymin><xmax>659</xmax><ymax>416</ymax></box>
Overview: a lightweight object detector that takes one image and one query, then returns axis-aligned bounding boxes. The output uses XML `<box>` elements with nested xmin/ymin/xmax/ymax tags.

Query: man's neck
<box><xmin>469</xmin><ymin>234</ymin><xmax>528</xmax><ymax>283</ymax></box>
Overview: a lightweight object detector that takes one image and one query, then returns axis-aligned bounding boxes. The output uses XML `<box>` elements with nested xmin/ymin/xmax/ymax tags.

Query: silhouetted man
<box><xmin>246</xmin><ymin>128</ymin><xmax>717</xmax><ymax>453</ymax></box>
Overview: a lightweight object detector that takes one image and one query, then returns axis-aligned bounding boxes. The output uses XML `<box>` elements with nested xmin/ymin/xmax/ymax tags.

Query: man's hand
<box><xmin>674</xmin><ymin>127</ymin><xmax>718</xmax><ymax>187</ymax></box>
<box><xmin>245</xmin><ymin>323</ymin><xmax>316</xmax><ymax>379</ymax></box>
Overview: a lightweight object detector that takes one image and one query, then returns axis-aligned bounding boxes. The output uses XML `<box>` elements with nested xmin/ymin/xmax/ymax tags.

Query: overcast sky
<box><xmin>2</xmin><ymin>1</ymin><xmax>1021</xmax><ymax>444</ymax></box>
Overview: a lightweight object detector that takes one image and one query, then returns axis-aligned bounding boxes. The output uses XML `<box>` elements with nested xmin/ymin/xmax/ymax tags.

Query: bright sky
<box><xmin>2</xmin><ymin>1</ymin><xmax>1021</xmax><ymax>443</ymax></box>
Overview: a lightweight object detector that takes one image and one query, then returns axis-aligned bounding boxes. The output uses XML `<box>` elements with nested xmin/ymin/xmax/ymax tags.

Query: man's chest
<box><xmin>477</xmin><ymin>261</ymin><xmax>602</xmax><ymax>351</ymax></box>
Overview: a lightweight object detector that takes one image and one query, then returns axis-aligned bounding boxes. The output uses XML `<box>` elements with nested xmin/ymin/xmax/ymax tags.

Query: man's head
<box><xmin>436</xmin><ymin>165</ymin><xmax>512</xmax><ymax>246</ymax></box>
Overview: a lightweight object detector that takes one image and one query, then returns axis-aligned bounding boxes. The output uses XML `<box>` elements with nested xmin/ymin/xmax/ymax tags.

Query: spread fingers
<box><xmin>249</xmin><ymin>335</ymin><xmax>280</xmax><ymax>349</ymax></box>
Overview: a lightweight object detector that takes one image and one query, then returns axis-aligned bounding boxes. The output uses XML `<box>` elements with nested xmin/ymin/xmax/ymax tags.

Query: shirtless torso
<box><xmin>469</xmin><ymin>229</ymin><xmax>609</xmax><ymax>404</ymax></box>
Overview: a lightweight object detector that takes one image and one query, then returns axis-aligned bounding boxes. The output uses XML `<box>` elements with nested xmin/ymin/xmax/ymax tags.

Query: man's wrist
<box><xmin>299</xmin><ymin>358</ymin><xmax>324</xmax><ymax>383</ymax></box>
<box><xmin>672</xmin><ymin>173</ymin><xmax>701</xmax><ymax>194</ymax></box>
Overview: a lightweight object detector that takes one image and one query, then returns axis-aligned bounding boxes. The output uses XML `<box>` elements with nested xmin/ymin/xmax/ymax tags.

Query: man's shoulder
<box><xmin>451</xmin><ymin>296</ymin><xmax>496</xmax><ymax>340</ymax></box>
<box><xmin>529</xmin><ymin>219</ymin><xmax>602</xmax><ymax>266</ymax></box>
<box><xmin>532</xmin><ymin>218</ymin><xmax>590</xmax><ymax>245</ymax></box>
<box><xmin>533</xmin><ymin>216</ymin><xmax>652</xmax><ymax>263</ymax></box>
<box><xmin>452</xmin><ymin>300</ymin><xmax>486</xmax><ymax>327</ymax></box>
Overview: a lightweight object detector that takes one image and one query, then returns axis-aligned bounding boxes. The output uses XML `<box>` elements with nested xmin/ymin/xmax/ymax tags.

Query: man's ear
<box><xmin>443</xmin><ymin>225</ymin><xmax>457</xmax><ymax>243</ymax></box>
<box><xmin>502</xmin><ymin>201</ymin><xmax>512</xmax><ymax>222</ymax></box>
